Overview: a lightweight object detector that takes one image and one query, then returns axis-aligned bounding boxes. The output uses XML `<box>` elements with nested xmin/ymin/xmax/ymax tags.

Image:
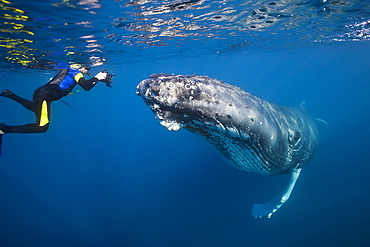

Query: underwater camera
<box><xmin>100</xmin><ymin>70</ymin><xmax>115</xmax><ymax>87</ymax></box>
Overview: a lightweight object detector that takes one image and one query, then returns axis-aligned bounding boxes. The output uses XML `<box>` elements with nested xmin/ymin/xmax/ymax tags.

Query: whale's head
<box><xmin>136</xmin><ymin>73</ymin><xmax>256</xmax><ymax>139</ymax></box>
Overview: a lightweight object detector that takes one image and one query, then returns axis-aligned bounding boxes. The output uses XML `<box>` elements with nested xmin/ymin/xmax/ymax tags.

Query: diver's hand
<box><xmin>94</xmin><ymin>72</ymin><xmax>108</xmax><ymax>81</ymax></box>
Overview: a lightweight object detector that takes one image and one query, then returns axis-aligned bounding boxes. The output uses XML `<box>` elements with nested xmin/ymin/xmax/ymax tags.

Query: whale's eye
<box><xmin>288</xmin><ymin>129</ymin><xmax>301</xmax><ymax>144</ymax></box>
<box><xmin>293</xmin><ymin>131</ymin><xmax>301</xmax><ymax>141</ymax></box>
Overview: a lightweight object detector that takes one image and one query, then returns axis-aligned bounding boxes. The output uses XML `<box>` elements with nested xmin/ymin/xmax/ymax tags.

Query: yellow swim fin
<box><xmin>39</xmin><ymin>100</ymin><xmax>49</xmax><ymax>126</ymax></box>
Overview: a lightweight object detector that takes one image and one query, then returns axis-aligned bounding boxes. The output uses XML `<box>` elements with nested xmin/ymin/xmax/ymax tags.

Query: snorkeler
<box><xmin>0</xmin><ymin>64</ymin><xmax>113</xmax><ymax>136</ymax></box>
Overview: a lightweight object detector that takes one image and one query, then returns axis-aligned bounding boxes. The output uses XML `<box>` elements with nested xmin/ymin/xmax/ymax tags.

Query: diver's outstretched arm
<box><xmin>252</xmin><ymin>167</ymin><xmax>302</xmax><ymax>218</ymax></box>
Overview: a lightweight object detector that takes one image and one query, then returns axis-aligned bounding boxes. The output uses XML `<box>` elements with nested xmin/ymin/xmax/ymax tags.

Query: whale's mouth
<box><xmin>148</xmin><ymin>104</ymin><xmax>185</xmax><ymax>132</ymax></box>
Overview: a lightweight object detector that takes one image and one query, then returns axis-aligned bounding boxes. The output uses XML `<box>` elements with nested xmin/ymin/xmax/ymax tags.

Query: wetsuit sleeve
<box><xmin>75</xmin><ymin>73</ymin><xmax>99</xmax><ymax>91</ymax></box>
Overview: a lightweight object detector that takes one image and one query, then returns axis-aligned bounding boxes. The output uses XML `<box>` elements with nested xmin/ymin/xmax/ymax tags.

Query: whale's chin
<box><xmin>159</xmin><ymin>119</ymin><xmax>183</xmax><ymax>131</ymax></box>
<box><xmin>154</xmin><ymin>111</ymin><xmax>184</xmax><ymax>131</ymax></box>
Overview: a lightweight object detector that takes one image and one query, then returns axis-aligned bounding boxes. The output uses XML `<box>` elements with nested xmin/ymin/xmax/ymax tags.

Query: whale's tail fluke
<box><xmin>252</xmin><ymin>168</ymin><xmax>302</xmax><ymax>218</ymax></box>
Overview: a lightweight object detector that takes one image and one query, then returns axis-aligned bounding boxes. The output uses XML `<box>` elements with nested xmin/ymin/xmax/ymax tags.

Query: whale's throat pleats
<box><xmin>185</xmin><ymin>122</ymin><xmax>287</xmax><ymax>175</ymax></box>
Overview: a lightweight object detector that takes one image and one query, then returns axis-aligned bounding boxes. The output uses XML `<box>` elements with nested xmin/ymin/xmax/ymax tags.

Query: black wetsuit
<box><xmin>1</xmin><ymin>68</ymin><xmax>98</xmax><ymax>134</ymax></box>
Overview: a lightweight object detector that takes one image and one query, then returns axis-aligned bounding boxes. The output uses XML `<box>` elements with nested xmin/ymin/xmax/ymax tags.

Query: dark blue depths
<box><xmin>0</xmin><ymin>43</ymin><xmax>370</xmax><ymax>247</ymax></box>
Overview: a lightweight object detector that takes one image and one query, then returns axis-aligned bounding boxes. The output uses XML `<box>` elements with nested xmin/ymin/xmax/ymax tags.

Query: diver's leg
<box><xmin>0</xmin><ymin>88</ymin><xmax>52</xmax><ymax>134</ymax></box>
<box><xmin>0</xmin><ymin>89</ymin><xmax>35</xmax><ymax>112</ymax></box>
<box><xmin>0</xmin><ymin>123</ymin><xmax>5</xmax><ymax>135</ymax></box>
<box><xmin>0</xmin><ymin>123</ymin><xmax>49</xmax><ymax>134</ymax></box>
<box><xmin>0</xmin><ymin>100</ymin><xmax>50</xmax><ymax>134</ymax></box>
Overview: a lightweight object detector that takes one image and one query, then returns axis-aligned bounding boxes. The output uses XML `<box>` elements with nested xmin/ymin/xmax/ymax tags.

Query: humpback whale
<box><xmin>136</xmin><ymin>73</ymin><xmax>319</xmax><ymax>218</ymax></box>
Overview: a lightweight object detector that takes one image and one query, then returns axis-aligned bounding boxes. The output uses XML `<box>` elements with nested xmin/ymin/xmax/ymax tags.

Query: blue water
<box><xmin>1</xmin><ymin>0</ymin><xmax>370</xmax><ymax>246</ymax></box>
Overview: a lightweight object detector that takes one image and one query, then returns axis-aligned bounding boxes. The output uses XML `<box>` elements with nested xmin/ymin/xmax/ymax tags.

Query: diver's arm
<box><xmin>74</xmin><ymin>71</ymin><xmax>107</xmax><ymax>91</ymax></box>
<box><xmin>77</xmin><ymin>77</ymin><xmax>99</xmax><ymax>91</ymax></box>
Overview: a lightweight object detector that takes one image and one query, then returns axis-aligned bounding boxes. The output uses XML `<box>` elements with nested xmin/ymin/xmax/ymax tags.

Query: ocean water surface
<box><xmin>1</xmin><ymin>0</ymin><xmax>370</xmax><ymax>246</ymax></box>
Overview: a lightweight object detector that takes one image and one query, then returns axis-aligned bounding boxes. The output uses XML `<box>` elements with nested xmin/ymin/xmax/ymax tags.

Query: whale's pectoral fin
<box><xmin>252</xmin><ymin>167</ymin><xmax>302</xmax><ymax>218</ymax></box>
